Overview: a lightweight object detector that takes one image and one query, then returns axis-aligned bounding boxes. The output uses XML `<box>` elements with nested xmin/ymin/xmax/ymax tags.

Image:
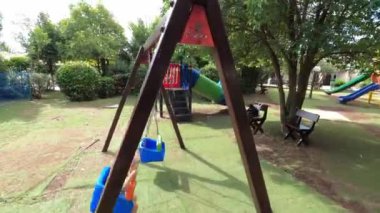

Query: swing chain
<box><xmin>153</xmin><ymin>98</ymin><xmax>160</xmax><ymax>135</ymax></box>
<box><xmin>144</xmin><ymin>96</ymin><xmax>160</xmax><ymax>137</ymax></box>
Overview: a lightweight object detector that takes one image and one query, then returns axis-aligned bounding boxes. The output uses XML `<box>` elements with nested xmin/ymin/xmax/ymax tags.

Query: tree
<box><xmin>0</xmin><ymin>13</ymin><xmax>8</xmax><ymax>71</ymax></box>
<box><xmin>60</xmin><ymin>2</ymin><xmax>126</xmax><ymax>75</ymax></box>
<box><xmin>127</xmin><ymin>19</ymin><xmax>155</xmax><ymax>58</ymax></box>
<box><xmin>0</xmin><ymin>13</ymin><xmax>6</xmax><ymax>51</ymax></box>
<box><xmin>27</xmin><ymin>13</ymin><xmax>61</xmax><ymax>76</ymax></box>
<box><xmin>223</xmin><ymin>0</ymin><xmax>380</xmax><ymax>128</ymax></box>
<box><xmin>318</xmin><ymin>60</ymin><xmax>339</xmax><ymax>74</ymax></box>
<box><xmin>125</xmin><ymin>18</ymin><xmax>159</xmax><ymax>88</ymax></box>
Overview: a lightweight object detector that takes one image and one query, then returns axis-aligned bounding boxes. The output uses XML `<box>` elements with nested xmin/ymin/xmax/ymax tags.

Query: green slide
<box><xmin>324</xmin><ymin>73</ymin><xmax>370</xmax><ymax>95</ymax></box>
<box><xmin>190</xmin><ymin>69</ymin><xmax>225</xmax><ymax>104</ymax></box>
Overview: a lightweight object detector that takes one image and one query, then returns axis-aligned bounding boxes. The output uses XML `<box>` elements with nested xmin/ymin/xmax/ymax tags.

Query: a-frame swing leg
<box><xmin>159</xmin><ymin>92</ymin><xmax>164</xmax><ymax>118</ymax></box>
<box><xmin>95</xmin><ymin>1</ymin><xmax>193</xmax><ymax>212</ymax></box>
<box><xmin>204</xmin><ymin>0</ymin><xmax>271</xmax><ymax>212</ymax></box>
<box><xmin>102</xmin><ymin>47</ymin><xmax>145</xmax><ymax>152</ymax></box>
<box><xmin>160</xmin><ymin>86</ymin><xmax>186</xmax><ymax>149</ymax></box>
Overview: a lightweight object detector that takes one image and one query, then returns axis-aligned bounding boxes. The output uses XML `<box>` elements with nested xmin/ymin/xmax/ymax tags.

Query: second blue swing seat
<box><xmin>139</xmin><ymin>137</ymin><xmax>166</xmax><ymax>163</ymax></box>
<box><xmin>90</xmin><ymin>166</ymin><xmax>134</xmax><ymax>213</ymax></box>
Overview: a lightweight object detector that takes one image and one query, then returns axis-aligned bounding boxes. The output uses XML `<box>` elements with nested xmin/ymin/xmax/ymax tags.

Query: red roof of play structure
<box><xmin>180</xmin><ymin>5</ymin><xmax>214</xmax><ymax>47</ymax></box>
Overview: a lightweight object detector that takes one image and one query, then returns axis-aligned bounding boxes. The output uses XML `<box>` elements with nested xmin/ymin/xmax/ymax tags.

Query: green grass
<box><xmin>0</xmin><ymin>92</ymin><xmax>344</xmax><ymax>212</ymax></box>
<box><xmin>263</xmin><ymin>88</ymin><xmax>380</xmax><ymax>211</ymax></box>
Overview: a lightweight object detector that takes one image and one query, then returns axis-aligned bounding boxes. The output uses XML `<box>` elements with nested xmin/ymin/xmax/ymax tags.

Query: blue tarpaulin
<box><xmin>0</xmin><ymin>71</ymin><xmax>31</xmax><ymax>101</ymax></box>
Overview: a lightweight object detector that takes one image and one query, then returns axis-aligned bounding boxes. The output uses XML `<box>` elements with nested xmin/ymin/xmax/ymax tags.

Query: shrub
<box><xmin>31</xmin><ymin>61</ymin><xmax>48</xmax><ymax>73</ymax></box>
<box><xmin>133</xmin><ymin>65</ymin><xmax>149</xmax><ymax>93</ymax></box>
<box><xmin>30</xmin><ymin>73</ymin><xmax>50</xmax><ymax>99</ymax></box>
<box><xmin>0</xmin><ymin>56</ymin><xmax>8</xmax><ymax>71</ymax></box>
<box><xmin>56</xmin><ymin>61</ymin><xmax>100</xmax><ymax>101</ymax></box>
<box><xmin>112</xmin><ymin>74</ymin><xmax>128</xmax><ymax>94</ymax></box>
<box><xmin>240</xmin><ymin>66</ymin><xmax>261</xmax><ymax>94</ymax></box>
<box><xmin>6</xmin><ymin>56</ymin><xmax>30</xmax><ymax>71</ymax></box>
<box><xmin>201</xmin><ymin>63</ymin><xmax>219</xmax><ymax>82</ymax></box>
<box><xmin>98</xmin><ymin>76</ymin><xmax>116</xmax><ymax>98</ymax></box>
<box><xmin>334</xmin><ymin>79</ymin><xmax>346</xmax><ymax>87</ymax></box>
<box><xmin>109</xmin><ymin>59</ymin><xmax>129</xmax><ymax>74</ymax></box>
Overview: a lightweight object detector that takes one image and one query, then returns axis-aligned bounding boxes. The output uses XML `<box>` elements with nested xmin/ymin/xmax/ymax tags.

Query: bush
<box><xmin>31</xmin><ymin>61</ymin><xmax>48</xmax><ymax>73</ymax></box>
<box><xmin>334</xmin><ymin>79</ymin><xmax>346</xmax><ymax>87</ymax></box>
<box><xmin>6</xmin><ymin>56</ymin><xmax>30</xmax><ymax>71</ymax></box>
<box><xmin>98</xmin><ymin>77</ymin><xmax>116</xmax><ymax>98</ymax></box>
<box><xmin>30</xmin><ymin>73</ymin><xmax>50</xmax><ymax>99</ymax></box>
<box><xmin>201</xmin><ymin>63</ymin><xmax>219</xmax><ymax>82</ymax></box>
<box><xmin>135</xmin><ymin>67</ymin><xmax>149</xmax><ymax>90</ymax></box>
<box><xmin>0</xmin><ymin>56</ymin><xmax>8</xmax><ymax>71</ymax></box>
<box><xmin>109</xmin><ymin>59</ymin><xmax>129</xmax><ymax>74</ymax></box>
<box><xmin>112</xmin><ymin>74</ymin><xmax>128</xmax><ymax>94</ymax></box>
<box><xmin>240</xmin><ymin>66</ymin><xmax>261</xmax><ymax>94</ymax></box>
<box><xmin>56</xmin><ymin>61</ymin><xmax>100</xmax><ymax>101</ymax></box>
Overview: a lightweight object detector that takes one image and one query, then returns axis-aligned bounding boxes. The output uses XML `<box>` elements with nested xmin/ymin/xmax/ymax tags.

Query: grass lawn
<box><xmin>261</xmin><ymin>88</ymin><xmax>380</xmax><ymax>212</ymax></box>
<box><xmin>0</xmin><ymin>92</ymin><xmax>345</xmax><ymax>212</ymax></box>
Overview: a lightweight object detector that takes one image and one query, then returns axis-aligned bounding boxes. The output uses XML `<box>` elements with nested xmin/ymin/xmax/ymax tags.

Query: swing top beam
<box><xmin>143</xmin><ymin>15</ymin><xmax>167</xmax><ymax>51</ymax></box>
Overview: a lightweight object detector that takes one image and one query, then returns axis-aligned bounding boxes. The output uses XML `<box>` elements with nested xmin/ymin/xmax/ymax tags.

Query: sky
<box><xmin>0</xmin><ymin>0</ymin><xmax>163</xmax><ymax>53</ymax></box>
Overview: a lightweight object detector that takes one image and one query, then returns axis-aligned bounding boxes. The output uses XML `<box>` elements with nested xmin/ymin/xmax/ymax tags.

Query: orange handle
<box><xmin>125</xmin><ymin>180</ymin><xmax>136</xmax><ymax>200</ymax></box>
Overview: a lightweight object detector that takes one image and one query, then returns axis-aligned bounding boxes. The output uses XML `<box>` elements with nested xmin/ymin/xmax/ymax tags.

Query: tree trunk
<box><xmin>100</xmin><ymin>57</ymin><xmax>108</xmax><ymax>76</ymax></box>
<box><xmin>281</xmin><ymin>42</ymin><xmax>317</xmax><ymax>123</ymax></box>
<box><xmin>97</xmin><ymin>58</ymin><xmax>101</xmax><ymax>73</ymax></box>
<box><xmin>47</xmin><ymin>60</ymin><xmax>55</xmax><ymax>90</ymax></box>
<box><xmin>265</xmin><ymin>47</ymin><xmax>287</xmax><ymax>130</ymax></box>
<box><xmin>285</xmin><ymin>60</ymin><xmax>298</xmax><ymax>124</ymax></box>
<box><xmin>296</xmin><ymin>67</ymin><xmax>311</xmax><ymax>108</ymax></box>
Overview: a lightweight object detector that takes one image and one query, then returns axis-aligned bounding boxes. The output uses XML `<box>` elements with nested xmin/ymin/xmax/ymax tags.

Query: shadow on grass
<box><xmin>42</xmin><ymin>91</ymin><xmax>137</xmax><ymax>109</ymax></box>
<box><xmin>0</xmin><ymin>99</ymin><xmax>44</xmax><ymax>122</ymax></box>
<box><xmin>0</xmin><ymin>91</ymin><xmax>138</xmax><ymax>123</ymax></box>
<box><xmin>146</xmin><ymin>150</ymin><xmax>250</xmax><ymax>198</ymax></box>
<box><xmin>190</xmin><ymin>110</ymin><xmax>233</xmax><ymax>130</ymax></box>
<box><xmin>263</xmin><ymin>118</ymin><xmax>380</xmax><ymax>203</ymax></box>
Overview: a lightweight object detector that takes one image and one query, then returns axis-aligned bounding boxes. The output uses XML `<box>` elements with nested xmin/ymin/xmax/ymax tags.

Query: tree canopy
<box><xmin>0</xmin><ymin>13</ymin><xmax>8</xmax><ymax>71</ymax></box>
<box><xmin>126</xmin><ymin>19</ymin><xmax>157</xmax><ymax>59</ymax></box>
<box><xmin>0</xmin><ymin>13</ymin><xmax>8</xmax><ymax>52</ymax></box>
<box><xmin>222</xmin><ymin>0</ymin><xmax>380</xmax><ymax>126</ymax></box>
<box><xmin>27</xmin><ymin>13</ymin><xmax>61</xmax><ymax>75</ymax></box>
<box><xmin>60</xmin><ymin>2</ymin><xmax>126</xmax><ymax>75</ymax></box>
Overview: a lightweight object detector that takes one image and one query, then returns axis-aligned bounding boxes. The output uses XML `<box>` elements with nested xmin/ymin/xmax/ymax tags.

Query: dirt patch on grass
<box><xmin>0</xmin><ymin>128</ymin><xmax>94</xmax><ymax>197</ymax></box>
<box><xmin>318</xmin><ymin>106</ymin><xmax>364</xmax><ymax>121</ymax></box>
<box><xmin>45</xmin><ymin>171</ymin><xmax>72</xmax><ymax>193</ymax></box>
<box><xmin>319</xmin><ymin>105</ymin><xmax>380</xmax><ymax>138</ymax></box>
<box><xmin>0</xmin><ymin>144</ymin><xmax>76</xmax><ymax>196</ymax></box>
<box><xmin>254</xmin><ymin>133</ymin><xmax>368</xmax><ymax>213</ymax></box>
<box><xmin>193</xmin><ymin>108</ymin><xmax>229</xmax><ymax>117</ymax></box>
<box><xmin>360</xmin><ymin>124</ymin><xmax>380</xmax><ymax>138</ymax></box>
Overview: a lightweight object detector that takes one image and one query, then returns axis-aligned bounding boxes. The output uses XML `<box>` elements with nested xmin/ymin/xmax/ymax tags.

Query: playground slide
<box><xmin>325</xmin><ymin>73</ymin><xmax>370</xmax><ymax>94</ymax></box>
<box><xmin>338</xmin><ymin>83</ymin><xmax>380</xmax><ymax>104</ymax></box>
<box><xmin>190</xmin><ymin>68</ymin><xmax>225</xmax><ymax>104</ymax></box>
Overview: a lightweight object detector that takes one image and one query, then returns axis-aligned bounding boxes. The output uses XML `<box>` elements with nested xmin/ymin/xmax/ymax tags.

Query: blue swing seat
<box><xmin>139</xmin><ymin>137</ymin><xmax>166</xmax><ymax>163</ymax></box>
<box><xmin>90</xmin><ymin>166</ymin><xmax>134</xmax><ymax>213</ymax></box>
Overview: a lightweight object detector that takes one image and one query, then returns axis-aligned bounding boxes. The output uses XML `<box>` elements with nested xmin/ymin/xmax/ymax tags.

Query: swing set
<box><xmin>94</xmin><ymin>0</ymin><xmax>272</xmax><ymax>212</ymax></box>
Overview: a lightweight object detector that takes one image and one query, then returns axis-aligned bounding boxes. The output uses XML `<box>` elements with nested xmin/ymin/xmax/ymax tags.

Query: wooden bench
<box><xmin>284</xmin><ymin>109</ymin><xmax>320</xmax><ymax>146</ymax></box>
<box><xmin>247</xmin><ymin>103</ymin><xmax>268</xmax><ymax>134</ymax></box>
